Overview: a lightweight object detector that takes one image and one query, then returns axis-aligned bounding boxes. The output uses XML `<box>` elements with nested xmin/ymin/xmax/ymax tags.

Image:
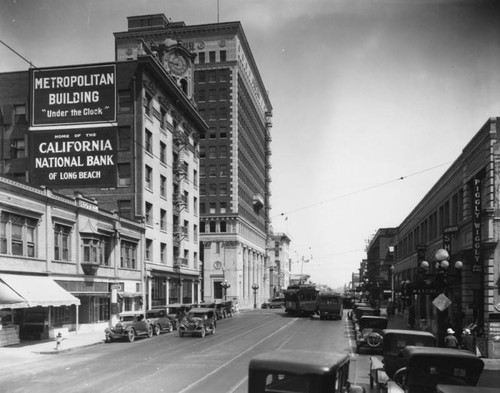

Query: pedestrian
<box><xmin>444</xmin><ymin>328</ymin><xmax>459</xmax><ymax>348</ymax></box>
<box><xmin>462</xmin><ymin>328</ymin><xmax>475</xmax><ymax>353</ymax></box>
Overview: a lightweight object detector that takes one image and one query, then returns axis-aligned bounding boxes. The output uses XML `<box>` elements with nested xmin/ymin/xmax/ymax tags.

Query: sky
<box><xmin>1</xmin><ymin>0</ymin><xmax>500</xmax><ymax>290</ymax></box>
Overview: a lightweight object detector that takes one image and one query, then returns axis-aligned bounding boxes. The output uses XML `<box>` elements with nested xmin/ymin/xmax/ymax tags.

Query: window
<box><xmin>220</xmin><ymin>164</ymin><xmax>228</xmax><ymax>176</ymax></box>
<box><xmin>193</xmin><ymin>169</ymin><xmax>198</xmax><ymax>187</ymax></box>
<box><xmin>160</xmin><ymin>142</ymin><xmax>167</xmax><ymax>164</ymax></box>
<box><xmin>209</xmin><ymin>129</ymin><xmax>216</xmax><ymax>139</ymax></box>
<box><xmin>145</xmin><ymin>202</ymin><xmax>153</xmax><ymax>226</ymax></box>
<box><xmin>209</xmin><ymin>165</ymin><xmax>217</xmax><ymax>177</ymax></box>
<box><xmin>194</xmin><ymin>197</ymin><xmax>198</xmax><ymax>215</ymax></box>
<box><xmin>118</xmin><ymin>200</ymin><xmax>132</xmax><ymax>219</ymax></box>
<box><xmin>220</xmin><ymin>183</ymin><xmax>227</xmax><ymax>196</ymax></box>
<box><xmin>200</xmin><ymin>221</ymin><xmax>206</xmax><ymax>233</ymax></box>
<box><xmin>118</xmin><ymin>163</ymin><xmax>131</xmax><ymax>186</ymax></box>
<box><xmin>144</xmin><ymin>91</ymin><xmax>152</xmax><ymax>117</ymax></box>
<box><xmin>209</xmin><ymin>70</ymin><xmax>216</xmax><ymax>82</ymax></box>
<box><xmin>199</xmin><ymin>145</ymin><xmax>206</xmax><ymax>158</ymax></box>
<box><xmin>220</xmin><ymin>202</ymin><xmax>227</xmax><ymax>214</ymax></box>
<box><xmin>220</xmin><ymin>145</ymin><xmax>227</xmax><ymax>158</ymax></box>
<box><xmin>219</xmin><ymin>88</ymin><xmax>227</xmax><ymax>100</ymax></box>
<box><xmin>220</xmin><ymin>50</ymin><xmax>226</xmax><ymax>62</ymax></box>
<box><xmin>82</xmin><ymin>235</ymin><xmax>110</xmax><ymax>266</ymax></box>
<box><xmin>54</xmin><ymin>224</ymin><xmax>71</xmax><ymax>261</ymax></box>
<box><xmin>209</xmin><ymin>89</ymin><xmax>216</xmax><ymax>101</ymax></box>
<box><xmin>209</xmin><ymin>108</ymin><xmax>216</xmax><ymax>120</ymax></box>
<box><xmin>209</xmin><ymin>183</ymin><xmax>217</xmax><ymax>196</ymax></box>
<box><xmin>200</xmin><ymin>184</ymin><xmax>206</xmax><ymax>196</ymax></box>
<box><xmin>198</xmin><ymin>89</ymin><xmax>206</xmax><ymax>102</ymax></box>
<box><xmin>121</xmin><ymin>240</ymin><xmax>137</xmax><ymax>269</ymax></box>
<box><xmin>13</xmin><ymin>105</ymin><xmax>27</xmax><ymax>124</ymax></box>
<box><xmin>220</xmin><ymin>221</ymin><xmax>227</xmax><ymax>232</ymax></box>
<box><xmin>160</xmin><ymin>107</ymin><xmax>167</xmax><ymax>129</ymax></box>
<box><xmin>118</xmin><ymin>127</ymin><xmax>132</xmax><ymax>151</ymax></box>
<box><xmin>145</xmin><ymin>165</ymin><xmax>153</xmax><ymax>189</ymax></box>
<box><xmin>209</xmin><ymin>146</ymin><xmax>217</xmax><ymax>159</ymax></box>
<box><xmin>220</xmin><ymin>126</ymin><xmax>227</xmax><ymax>138</ymax></box>
<box><xmin>184</xmin><ymin>191</ymin><xmax>189</xmax><ymax>212</ymax></box>
<box><xmin>209</xmin><ymin>203</ymin><xmax>216</xmax><ymax>214</ymax></box>
<box><xmin>160</xmin><ymin>175</ymin><xmax>167</xmax><ymax>198</ymax></box>
<box><xmin>220</xmin><ymin>70</ymin><xmax>228</xmax><ymax>82</ymax></box>
<box><xmin>10</xmin><ymin>139</ymin><xmax>26</xmax><ymax>158</ymax></box>
<box><xmin>194</xmin><ymin>225</ymin><xmax>198</xmax><ymax>242</ymax></box>
<box><xmin>160</xmin><ymin>243</ymin><xmax>167</xmax><ymax>263</ymax></box>
<box><xmin>145</xmin><ymin>238</ymin><xmax>153</xmax><ymax>260</ymax></box>
<box><xmin>209</xmin><ymin>51</ymin><xmax>216</xmax><ymax>63</ymax></box>
<box><xmin>209</xmin><ymin>221</ymin><xmax>216</xmax><ymax>232</ymax></box>
<box><xmin>145</xmin><ymin>129</ymin><xmax>153</xmax><ymax>154</ymax></box>
<box><xmin>198</xmin><ymin>52</ymin><xmax>205</xmax><ymax>64</ymax></box>
<box><xmin>1</xmin><ymin>212</ymin><xmax>37</xmax><ymax>257</ymax></box>
<box><xmin>219</xmin><ymin>107</ymin><xmax>228</xmax><ymax>119</ymax></box>
<box><xmin>160</xmin><ymin>209</ymin><xmax>167</xmax><ymax>231</ymax></box>
<box><xmin>200</xmin><ymin>203</ymin><xmax>206</xmax><ymax>214</ymax></box>
<box><xmin>200</xmin><ymin>165</ymin><xmax>206</xmax><ymax>178</ymax></box>
<box><xmin>198</xmin><ymin>71</ymin><xmax>206</xmax><ymax>83</ymax></box>
<box><xmin>118</xmin><ymin>90</ymin><xmax>132</xmax><ymax>112</ymax></box>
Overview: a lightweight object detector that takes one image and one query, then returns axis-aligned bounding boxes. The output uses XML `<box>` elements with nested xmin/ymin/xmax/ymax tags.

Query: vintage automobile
<box><xmin>104</xmin><ymin>311</ymin><xmax>153</xmax><ymax>343</ymax></box>
<box><xmin>221</xmin><ymin>300</ymin><xmax>234</xmax><ymax>317</ymax></box>
<box><xmin>145</xmin><ymin>308</ymin><xmax>173</xmax><ymax>335</ymax></box>
<box><xmin>248</xmin><ymin>349</ymin><xmax>365</xmax><ymax>393</ymax></box>
<box><xmin>386</xmin><ymin>346</ymin><xmax>484</xmax><ymax>393</ymax></box>
<box><xmin>178</xmin><ymin>308</ymin><xmax>216</xmax><ymax>338</ymax></box>
<box><xmin>355</xmin><ymin>315</ymin><xmax>388</xmax><ymax>354</ymax></box>
<box><xmin>353</xmin><ymin>306</ymin><xmax>381</xmax><ymax>324</ymax></box>
<box><xmin>262</xmin><ymin>297</ymin><xmax>285</xmax><ymax>309</ymax></box>
<box><xmin>198</xmin><ymin>300</ymin><xmax>225</xmax><ymax>320</ymax></box>
<box><xmin>166</xmin><ymin>303</ymin><xmax>193</xmax><ymax>329</ymax></box>
<box><xmin>369</xmin><ymin>329</ymin><xmax>437</xmax><ymax>390</ymax></box>
<box><xmin>348</xmin><ymin>302</ymin><xmax>371</xmax><ymax>320</ymax></box>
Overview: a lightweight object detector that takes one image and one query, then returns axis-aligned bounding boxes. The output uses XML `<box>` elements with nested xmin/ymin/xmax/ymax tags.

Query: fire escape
<box><xmin>173</xmin><ymin>127</ymin><xmax>189</xmax><ymax>268</ymax></box>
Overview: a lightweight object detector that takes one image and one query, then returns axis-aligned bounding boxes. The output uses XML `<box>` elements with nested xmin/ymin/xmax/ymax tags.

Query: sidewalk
<box><xmin>0</xmin><ymin>329</ymin><xmax>105</xmax><ymax>368</ymax></box>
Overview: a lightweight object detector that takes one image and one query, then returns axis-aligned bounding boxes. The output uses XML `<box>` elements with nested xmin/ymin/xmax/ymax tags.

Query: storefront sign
<box><xmin>31</xmin><ymin>64</ymin><xmax>116</xmax><ymax>126</ymax></box>
<box><xmin>472</xmin><ymin>177</ymin><xmax>482</xmax><ymax>273</ymax></box>
<box><xmin>29</xmin><ymin>126</ymin><xmax>117</xmax><ymax>188</ymax></box>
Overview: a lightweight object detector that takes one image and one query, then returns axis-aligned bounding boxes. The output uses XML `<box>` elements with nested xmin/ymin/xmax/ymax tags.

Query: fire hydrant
<box><xmin>55</xmin><ymin>332</ymin><xmax>63</xmax><ymax>350</ymax></box>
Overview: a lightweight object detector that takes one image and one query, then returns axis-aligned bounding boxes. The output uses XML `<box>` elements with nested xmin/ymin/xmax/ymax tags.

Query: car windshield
<box><xmin>120</xmin><ymin>315</ymin><xmax>135</xmax><ymax>322</ymax></box>
<box><xmin>189</xmin><ymin>312</ymin><xmax>207</xmax><ymax>319</ymax></box>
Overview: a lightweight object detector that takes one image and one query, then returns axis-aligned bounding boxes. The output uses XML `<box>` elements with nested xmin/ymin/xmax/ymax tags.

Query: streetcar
<box><xmin>318</xmin><ymin>292</ymin><xmax>343</xmax><ymax>320</ymax></box>
<box><xmin>284</xmin><ymin>284</ymin><xmax>319</xmax><ymax>316</ymax></box>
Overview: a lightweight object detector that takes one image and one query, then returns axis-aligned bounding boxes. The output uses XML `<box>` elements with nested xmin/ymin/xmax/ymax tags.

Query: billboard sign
<box><xmin>31</xmin><ymin>64</ymin><xmax>116</xmax><ymax>126</ymax></box>
<box><xmin>29</xmin><ymin>127</ymin><xmax>117</xmax><ymax>188</ymax></box>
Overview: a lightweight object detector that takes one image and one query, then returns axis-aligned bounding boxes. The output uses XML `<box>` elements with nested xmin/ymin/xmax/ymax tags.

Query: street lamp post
<box><xmin>252</xmin><ymin>284</ymin><xmax>259</xmax><ymax>309</ymax></box>
<box><xmin>221</xmin><ymin>280</ymin><xmax>230</xmax><ymax>301</ymax></box>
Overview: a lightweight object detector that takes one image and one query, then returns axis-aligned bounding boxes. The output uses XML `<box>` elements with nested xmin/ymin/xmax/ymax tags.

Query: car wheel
<box><xmin>200</xmin><ymin>327</ymin><xmax>206</xmax><ymax>338</ymax></box>
<box><xmin>167</xmin><ymin>322</ymin><xmax>173</xmax><ymax>332</ymax></box>
<box><xmin>127</xmin><ymin>329</ymin><xmax>135</xmax><ymax>342</ymax></box>
<box><xmin>367</xmin><ymin>332</ymin><xmax>383</xmax><ymax>348</ymax></box>
<box><xmin>392</xmin><ymin>367</ymin><xmax>408</xmax><ymax>388</ymax></box>
<box><xmin>154</xmin><ymin>324</ymin><xmax>161</xmax><ymax>336</ymax></box>
<box><xmin>105</xmin><ymin>333</ymin><xmax>112</xmax><ymax>343</ymax></box>
<box><xmin>147</xmin><ymin>326</ymin><xmax>153</xmax><ymax>338</ymax></box>
<box><xmin>179</xmin><ymin>330</ymin><xmax>184</xmax><ymax>337</ymax></box>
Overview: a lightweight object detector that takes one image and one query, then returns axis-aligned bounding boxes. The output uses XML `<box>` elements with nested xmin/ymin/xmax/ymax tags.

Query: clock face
<box><xmin>166</xmin><ymin>52</ymin><xmax>188</xmax><ymax>75</ymax></box>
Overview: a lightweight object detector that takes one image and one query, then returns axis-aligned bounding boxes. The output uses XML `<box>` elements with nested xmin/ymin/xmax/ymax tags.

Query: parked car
<box><xmin>348</xmin><ymin>302</ymin><xmax>371</xmax><ymax>320</ymax></box>
<box><xmin>262</xmin><ymin>297</ymin><xmax>285</xmax><ymax>309</ymax></box>
<box><xmin>104</xmin><ymin>311</ymin><xmax>153</xmax><ymax>343</ymax></box>
<box><xmin>146</xmin><ymin>308</ymin><xmax>173</xmax><ymax>335</ymax></box>
<box><xmin>386</xmin><ymin>346</ymin><xmax>484</xmax><ymax>392</ymax></box>
<box><xmin>166</xmin><ymin>303</ymin><xmax>193</xmax><ymax>329</ymax></box>
<box><xmin>221</xmin><ymin>300</ymin><xmax>234</xmax><ymax>317</ymax></box>
<box><xmin>199</xmin><ymin>300</ymin><xmax>225</xmax><ymax>320</ymax></box>
<box><xmin>369</xmin><ymin>329</ymin><xmax>437</xmax><ymax>390</ymax></box>
<box><xmin>248</xmin><ymin>349</ymin><xmax>365</xmax><ymax>392</ymax></box>
<box><xmin>178</xmin><ymin>308</ymin><xmax>216</xmax><ymax>338</ymax></box>
<box><xmin>355</xmin><ymin>315</ymin><xmax>388</xmax><ymax>354</ymax></box>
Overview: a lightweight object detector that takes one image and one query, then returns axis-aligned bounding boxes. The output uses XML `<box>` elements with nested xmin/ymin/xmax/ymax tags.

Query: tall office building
<box><xmin>115</xmin><ymin>14</ymin><xmax>273</xmax><ymax>307</ymax></box>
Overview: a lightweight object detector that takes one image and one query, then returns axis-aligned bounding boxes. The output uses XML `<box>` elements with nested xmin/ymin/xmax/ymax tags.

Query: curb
<box><xmin>36</xmin><ymin>340</ymin><xmax>105</xmax><ymax>355</ymax></box>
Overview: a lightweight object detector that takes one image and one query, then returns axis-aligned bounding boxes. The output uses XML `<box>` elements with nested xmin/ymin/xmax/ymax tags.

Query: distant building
<box><xmin>114</xmin><ymin>14</ymin><xmax>273</xmax><ymax>307</ymax></box>
<box><xmin>268</xmin><ymin>232</ymin><xmax>291</xmax><ymax>295</ymax></box>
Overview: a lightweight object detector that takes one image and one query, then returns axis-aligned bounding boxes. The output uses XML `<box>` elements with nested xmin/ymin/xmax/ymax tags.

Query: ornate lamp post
<box><xmin>252</xmin><ymin>283</ymin><xmax>259</xmax><ymax>309</ymax></box>
<box><xmin>221</xmin><ymin>280</ymin><xmax>230</xmax><ymax>301</ymax></box>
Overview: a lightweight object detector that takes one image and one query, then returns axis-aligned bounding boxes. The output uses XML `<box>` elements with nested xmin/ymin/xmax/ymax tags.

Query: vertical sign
<box><xmin>472</xmin><ymin>177</ymin><xmax>482</xmax><ymax>273</ymax></box>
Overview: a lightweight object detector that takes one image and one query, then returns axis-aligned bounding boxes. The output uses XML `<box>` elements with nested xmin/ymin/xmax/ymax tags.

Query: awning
<box><xmin>0</xmin><ymin>274</ymin><xmax>81</xmax><ymax>309</ymax></box>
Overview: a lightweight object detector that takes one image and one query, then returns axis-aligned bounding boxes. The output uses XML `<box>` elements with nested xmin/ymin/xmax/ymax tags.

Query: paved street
<box><xmin>1</xmin><ymin>309</ymin><xmax>499</xmax><ymax>392</ymax></box>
